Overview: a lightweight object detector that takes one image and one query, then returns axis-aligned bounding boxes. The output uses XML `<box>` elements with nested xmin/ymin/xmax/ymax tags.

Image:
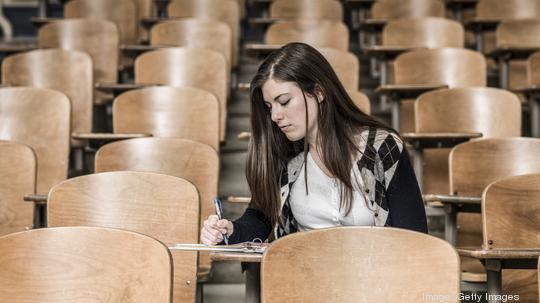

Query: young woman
<box><xmin>200</xmin><ymin>43</ymin><xmax>427</xmax><ymax>245</ymax></box>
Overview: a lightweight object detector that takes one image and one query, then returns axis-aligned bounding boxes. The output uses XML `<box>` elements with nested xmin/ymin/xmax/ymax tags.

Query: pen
<box><xmin>213</xmin><ymin>197</ymin><xmax>229</xmax><ymax>245</ymax></box>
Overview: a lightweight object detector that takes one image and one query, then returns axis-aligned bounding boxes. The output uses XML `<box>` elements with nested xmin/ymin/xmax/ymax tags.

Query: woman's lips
<box><xmin>279</xmin><ymin>124</ymin><xmax>291</xmax><ymax>132</ymax></box>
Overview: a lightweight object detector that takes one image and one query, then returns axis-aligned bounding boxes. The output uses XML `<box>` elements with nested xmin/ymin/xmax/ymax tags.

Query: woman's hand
<box><xmin>200</xmin><ymin>215</ymin><xmax>234</xmax><ymax>245</ymax></box>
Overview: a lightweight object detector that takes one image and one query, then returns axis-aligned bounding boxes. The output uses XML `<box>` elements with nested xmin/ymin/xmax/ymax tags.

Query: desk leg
<box><xmin>245</xmin><ymin>262</ymin><xmax>260</xmax><ymax>303</ymax></box>
<box><xmin>410</xmin><ymin>148</ymin><xmax>424</xmax><ymax>193</ymax></box>
<box><xmin>498</xmin><ymin>59</ymin><xmax>509</xmax><ymax>90</ymax></box>
<box><xmin>444</xmin><ymin>204</ymin><xmax>457</xmax><ymax>245</ymax></box>
<box><xmin>529</xmin><ymin>97</ymin><xmax>540</xmax><ymax>138</ymax></box>
<box><xmin>390</xmin><ymin>98</ymin><xmax>400</xmax><ymax>131</ymax></box>
<box><xmin>485</xmin><ymin>260</ymin><xmax>502</xmax><ymax>303</ymax></box>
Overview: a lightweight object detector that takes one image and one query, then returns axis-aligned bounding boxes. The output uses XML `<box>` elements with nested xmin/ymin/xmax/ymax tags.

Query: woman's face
<box><xmin>262</xmin><ymin>78</ymin><xmax>322</xmax><ymax>142</ymax></box>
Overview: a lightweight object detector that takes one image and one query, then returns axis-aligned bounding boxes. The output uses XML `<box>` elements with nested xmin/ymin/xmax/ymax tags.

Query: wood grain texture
<box><xmin>261</xmin><ymin>227</ymin><xmax>460</xmax><ymax>303</ymax></box>
<box><xmin>383</xmin><ymin>17</ymin><xmax>464</xmax><ymax>48</ymax></box>
<box><xmin>527</xmin><ymin>51</ymin><xmax>540</xmax><ymax>85</ymax></box>
<box><xmin>0</xmin><ymin>140</ymin><xmax>35</xmax><ymax>236</ymax></box>
<box><xmin>496</xmin><ymin>18</ymin><xmax>540</xmax><ymax>47</ymax></box>
<box><xmin>113</xmin><ymin>86</ymin><xmax>220</xmax><ymax>150</ymax></box>
<box><xmin>2</xmin><ymin>49</ymin><xmax>93</xmax><ymax>141</ymax></box>
<box><xmin>0</xmin><ymin>226</ymin><xmax>172</xmax><ymax>302</ymax></box>
<box><xmin>0</xmin><ymin>87</ymin><xmax>70</xmax><ymax>194</ymax></box>
<box><xmin>317</xmin><ymin>47</ymin><xmax>359</xmax><ymax>91</ymax></box>
<box><xmin>48</xmin><ymin>171</ymin><xmax>199</xmax><ymax>303</ymax></box>
<box><xmin>371</xmin><ymin>0</ymin><xmax>445</xmax><ymax>20</ymax></box>
<box><xmin>347</xmin><ymin>90</ymin><xmax>371</xmax><ymax>114</ymax></box>
<box><xmin>38</xmin><ymin>19</ymin><xmax>119</xmax><ymax>104</ymax></box>
<box><xmin>270</xmin><ymin>0</ymin><xmax>343</xmax><ymax>20</ymax></box>
<box><xmin>476</xmin><ymin>0</ymin><xmax>540</xmax><ymax>20</ymax></box>
<box><xmin>167</xmin><ymin>0</ymin><xmax>240</xmax><ymax>67</ymax></box>
<box><xmin>65</xmin><ymin>0</ymin><xmax>137</xmax><ymax>44</ymax></box>
<box><xmin>265</xmin><ymin>19</ymin><xmax>349</xmax><ymax>51</ymax></box>
<box><xmin>94</xmin><ymin>137</ymin><xmax>219</xmax><ymax>271</ymax></box>
<box><xmin>134</xmin><ymin>47</ymin><xmax>228</xmax><ymax>141</ymax></box>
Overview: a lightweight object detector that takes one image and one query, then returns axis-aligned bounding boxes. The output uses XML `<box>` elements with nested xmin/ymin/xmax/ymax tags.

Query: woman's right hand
<box><xmin>200</xmin><ymin>215</ymin><xmax>234</xmax><ymax>245</ymax></box>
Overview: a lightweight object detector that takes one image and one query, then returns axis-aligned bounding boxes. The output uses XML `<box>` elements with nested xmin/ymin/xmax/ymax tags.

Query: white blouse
<box><xmin>289</xmin><ymin>152</ymin><xmax>375</xmax><ymax>232</ymax></box>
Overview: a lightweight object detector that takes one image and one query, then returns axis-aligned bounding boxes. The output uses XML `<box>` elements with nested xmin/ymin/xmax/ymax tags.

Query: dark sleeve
<box><xmin>386</xmin><ymin>148</ymin><xmax>428</xmax><ymax>233</ymax></box>
<box><xmin>227</xmin><ymin>206</ymin><xmax>273</xmax><ymax>244</ymax></box>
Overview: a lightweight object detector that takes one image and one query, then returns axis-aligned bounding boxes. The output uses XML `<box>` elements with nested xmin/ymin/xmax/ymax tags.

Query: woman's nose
<box><xmin>270</xmin><ymin>105</ymin><xmax>283</xmax><ymax>122</ymax></box>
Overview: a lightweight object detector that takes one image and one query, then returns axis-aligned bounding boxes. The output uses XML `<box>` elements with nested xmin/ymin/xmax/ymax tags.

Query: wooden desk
<box><xmin>244</xmin><ymin>43</ymin><xmax>281</xmax><ymax>58</ymax></box>
<box><xmin>457</xmin><ymin>248</ymin><xmax>540</xmax><ymax>303</ymax></box>
<box><xmin>403</xmin><ymin>132</ymin><xmax>482</xmax><ymax>192</ymax></box>
<box><xmin>363</xmin><ymin>46</ymin><xmax>422</xmax><ymax>85</ymax></box>
<box><xmin>211</xmin><ymin>251</ymin><xmax>262</xmax><ymax>303</ymax></box>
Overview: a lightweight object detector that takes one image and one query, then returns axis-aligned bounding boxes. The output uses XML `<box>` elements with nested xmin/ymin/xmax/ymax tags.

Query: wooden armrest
<box><xmin>227</xmin><ymin>196</ymin><xmax>251</xmax><ymax>203</ymax></box>
<box><xmin>423</xmin><ymin>194</ymin><xmax>481</xmax><ymax>205</ymax></box>
<box><xmin>237</xmin><ymin>82</ymin><xmax>250</xmax><ymax>91</ymax></box>
<box><xmin>375</xmin><ymin>83</ymin><xmax>448</xmax><ymax>98</ymax></box>
<box><xmin>512</xmin><ymin>85</ymin><xmax>540</xmax><ymax>95</ymax></box>
<box><xmin>95</xmin><ymin>82</ymin><xmax>159</xmax><ymax>95</ymax></box>
<box><xmin>248</xmin><ymin>17</ymin><xmax>280</xmax><ymax>25</ymax></box>
<box><xmin>486</xmin><ymin>45</ymin><xmax>540</xmax><ymax>60</ymax></box>
<box><xmin>358</xmin><ymin>19</ymin><xmax>386</xmax><ymax>31</ymax></box>
<box><xmin>237</xmin><ymin>132</ymin><xmax>251</xmax><ymax>140</ymax></box>
<box><xmin>343</xmin><ymin>0</ymin><xmax>376</xmax><ymax>9</ymax></box>
<box><xmin>23</xmin><ymin>194</ymin><xmax>47</xmax><ymax>205</ymax></box>
<box><xmin>457</xmin><ymin>247</ymin><xmax>540</xmax><ymax>259</ymax></box>
<box><xmin>464</xmin><ymin>19</ymin><xmax>500</xmax><ymax>31</ymax></box>
<box><xmin>140</xmin><ymin>17</ymin><xmax>167</xmax><ymax>30</ymax></box>
<box><xmin>362</xmin><ymin>45</ymin><xmax>418</xmax><ymax>59</ymax></box>
<box><xmin>244</xmin><ymin>43</ymin><xmax>282</xmax><ymax>57</ymax></box>
<box><xmin>0</xmin><ymin>38</ymin><xmax>37</xmax><ymax>53</ymax></box>
<box><xmin>120</xmin><ymin>44</ymin><xmax>170</xmax><ymax>56</ymax></box>
<box><xmin>402</xmin><ymin>132</ymin><xmax>482</xmax><ymax>149</ymax></box>
<box><xmin>71</xmin><ymin>132</ymin><xmax>152</xmax><ymax>141</ymax></box>
<box><xmin>29</xmin><ymin>17</ymin><xmax>61</xmax><ymax>27</ymax></box>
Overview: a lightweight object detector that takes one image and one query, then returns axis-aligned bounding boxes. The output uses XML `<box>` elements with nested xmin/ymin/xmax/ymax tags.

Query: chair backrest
<box><xmin>94</xmin><ymin>137</ymin><xmax>218</xmax><ymax>271</ymax></box>
<box><xmin>135</xmin><ymin>0</ymin><xmax>155</xmax><ymax>41</ymax></box>
<box><xmin>394</xmin><ymin>48</ymin><xmax>486</xmax><ymax>87</ymax></box>
<box><xmin>265</xmin><ymin>19</ymin><xmax>349</xmax><ymax>51</ymax></box>
<box><xmin>113</xmin><ymin>86</ymin><xmax>220</xmax><ymax>150</ymax></box>
<box><xmin>482</xmin><ymin>173</ymin><xmax>540</xmax><ymax>249</ymax></box>
<box><xmin>167</xmin><ymin>0</ymin><xmax>240</xmax><ymax>67</ymax></box>
<box><xmin>134</xmin><ymin>47</ymin><xmax>228</xmax><ymax>141</ymax></box>
<box><xmin>347</xmin><ymin>90</ymin><xmax>371</xmax><ymax>114</ymax></box>
<box><xmin>371</xmin><ymin>0</ymin><xmax>445</xmax><ymax>20</ymax></box>
<box><xmin>2</xmin><ymin>49</ymin><xmax>93</xmax><ymax>137</ymax></box>
<box><xmin>317</xmin><ymin>47</ymin><xmax>359</xmax><ymax>90</ymax></box>
<box><xmin>0</xmin><ymin>140</ymin><xmax>35</xmax><ymax>236</ymax></box>
<box><xmin>527</xmin><ymin>51</ymin><xmax>540</xmax><ymax>85</ymax></box>
<box><xmin>0</xmin><ymin>226</ymin><xmax>172</xmax><ymax>302</ymax></box>
<box><xmin>496</xmin><ymin>18</ymin><xmax>540</xmax><ymax>47</ymax></box>
<box><xmin>450</xmin><ymin>138</ymin><xmax>540</xmax><ymax>196</ymax></box>
<box><xmin>0</xmin><ymin>87</ymin><xmax>70</xmax><ymax>194</ymax></box>
<box><xmin>262</xmin><ymin>227</ymin><xmax>459</xmax><ymax>303</ymax></box>
<box><xmin>382</xmin><ymin>17</ymin><xmax>464</xmax><ymax>48</ymax></box>
<box><xmin>38</xmin><ymin>18</ymin><xmax>119</xmax><ymax>102</ymax></box>
<box><xmin>415</xmin><ymin>87</ymin><xmax>521</xmax><ymax>137</ymax></box>
<box><xmin>65</xmin><ymin>0</ymin><xmax>137</xmax><ymax>44</ymax></box>
<box><xmin>270</xmin><ymin>0</ymin><xmax>343</xmax><ymax>20</ymax></box>
<box><xmin>48</xmin><ymin>171</ymin><xmax>199</xmax><ymax>303</ymax></box>
<box><xmin>150</xmin><ymin>18</ymin><xmax>232</xmax><ymax>69</ymax></box>
<box><xmin>476</xmin><ymin>0</ymin><xmax>540</xmax><ymax>20</ymax></box>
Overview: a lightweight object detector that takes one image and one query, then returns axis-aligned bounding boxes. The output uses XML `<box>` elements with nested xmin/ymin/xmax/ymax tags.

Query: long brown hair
<box><xmin>247</xmin><ymin>42</ymin><xmax>394</xmax><ymax>226</ymax></box>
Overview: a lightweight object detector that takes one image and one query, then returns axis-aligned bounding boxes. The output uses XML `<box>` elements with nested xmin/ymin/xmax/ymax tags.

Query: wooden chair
<box><xmin>371</xmin><ymin>0</ymin><xmax>445</xmax><ymax>20</ymax></box>
<box><xmin>269</xmin><ymin>0</ymin><xmax>343</xmax><ymax>20</ymax></box>
<box><xmin>150</xmin><ymin>18</ymin><xmax>232</xmax><ymax>70</ymax></box>
<box><xmin>48</xmin><ymin>171</ymin><xmax>199</xmax><ymax>303</ymax></box>
<box><xmin>94</xmin><ymin>137</ymin><xmax>219</xmax><ymax>273</ymax></box>
<box><xmin>348</xmin><ymin>90</ymin><xmax>371</xmax><ymax>114</ymax></box>
<box><xmin>262</xmin><ymin>226</ymin><xmax>460</xmax><ymax>303</ymax></box>
<box><xmin>134</xmin><ymin>47</ymin><xmax>228</xmax><ymax>141</ymax></box>
<box><xmin>317</xmin><ymin>47</ymin><xmax>359</xmax><ymax>90</ymax></box>
<box><xmin>0</xmin><ymin>226</ymin><xmax>172</xmax><ymax>302</ymax></box>
<box><xmin>391</xmin><ymin>47</ymin><xmax>486</xmax><ymax>132</ymax></box>
<box><xmin>481</xmin><ymin>174</ymin><xmax>540</xmax><ymax>301</ymax></box>
<box><xmin>0</xmin><ymin>140</ymin><xmax>35</xmax><ymax>235</ymax></box>
<box><xmin>2</xmin><ymin>49</ymin><xmax>93</xmax><ymax>148</ymax></box>
<box><xmin>38</xmin><ymin>19</ymin><xmax>119</xmax><ymax>105</ymax></box>
<box><xmin>135</xmin><ymin>0</ymin><xmax>155</xmax><ymax>42</ymax></box>
<box><xmin>167</xmin><ymin>0</ymin><xmax>240</xmax><ymax>68</ymax></box>
<box><xmin>0</xmin><ymin>87</ymin><xmax>70</xmax><ymax>195</ymax></box>
<box><xmin>65</xmin><ymin>0</ymin><xmax>138</xmax><ymax>44</ymax></box>
<box><xmin>382</xmin><ymin>17</ymin><xmax>464</xmax><ymax>48</ymax></box>
<box><xmin>265</xmin><ymin>19</ymin><xmax>349</xmax><ymax>51</ymax></box>
<box><xmin>113</xmin><ymin>86</ymin><xmax>220</xmax><ymax>150</ymax></box>
<box><xmin>450</xmin><ymin>138</ymin><xmax>540</xmax><ymax>278</ymax></box>
<box><xmin>415</xmin><ymin>87</ymin><xmax>521</xmax><ymax>194</ymax></box>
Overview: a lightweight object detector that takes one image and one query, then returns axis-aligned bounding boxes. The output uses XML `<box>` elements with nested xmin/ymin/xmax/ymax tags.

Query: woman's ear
<box><xmin>314</xmin><ymin>85</ymin><xmax>325</xmax><ymax>103</ymax></box>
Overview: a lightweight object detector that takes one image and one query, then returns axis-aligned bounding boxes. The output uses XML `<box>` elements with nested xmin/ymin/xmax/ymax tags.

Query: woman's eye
<box><xmin>281</xmin><ymin>99</ymin><xmax>291</xmax><ymax>106</ymax></box>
